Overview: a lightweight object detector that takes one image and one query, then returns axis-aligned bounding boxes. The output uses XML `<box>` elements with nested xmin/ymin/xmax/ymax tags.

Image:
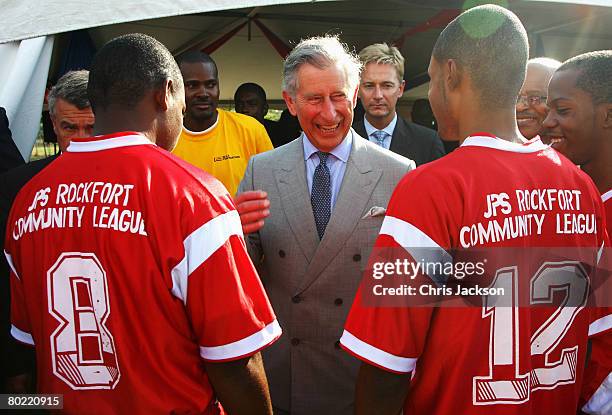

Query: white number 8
<box><xmin>47</xmin><ymin>253</ymin><xmax>121</xmax><ymax>390</ymax></box>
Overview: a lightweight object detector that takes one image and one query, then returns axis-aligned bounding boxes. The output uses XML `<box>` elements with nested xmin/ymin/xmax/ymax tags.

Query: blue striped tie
<box><xmin>311</xmin><ymin>152</ymin><xmax>331</xmax><ymax>239</ymax></box>
<box><xmin>372</xmin><ymin>130</ymin><xmax>388</xmax><ymax>147</ymax></box>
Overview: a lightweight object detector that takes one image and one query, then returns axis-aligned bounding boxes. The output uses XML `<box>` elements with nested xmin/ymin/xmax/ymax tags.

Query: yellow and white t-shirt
<box><xmin>172</xmin><ymin>109</ymin><xmax>273</xmax><ymax>195</ymax></box>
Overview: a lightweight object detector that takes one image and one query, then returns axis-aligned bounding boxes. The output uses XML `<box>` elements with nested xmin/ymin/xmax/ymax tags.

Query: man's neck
<box><xmin>184</xmin><ymin>110</ymin><xmax>218</xmax><ymax>132</ymax></box>
<box><xmin>582</xmin><ymin>145</ymin><xmax>612</xmax><ymax>194</ymax></box>
<box><xmin>92</xmin><ymin>108</ymin><xmax>152</xmax><ymax>140</ymax></box>
<box><xmin>365</xmin><ymin>111</ymin><xmax>395</xmax><ymax>130</ymax></box>
<box><xmin>458</xmin><ymin>107</ymin><xmax>524</xmax><ymax>144</ymax></box>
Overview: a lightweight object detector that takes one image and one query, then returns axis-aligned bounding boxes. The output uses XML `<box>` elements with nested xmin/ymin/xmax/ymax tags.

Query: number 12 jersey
<box><xmin>341</xmin><ymin>135</ymin><xmax>609</xmax><ymax>415</ymax></box>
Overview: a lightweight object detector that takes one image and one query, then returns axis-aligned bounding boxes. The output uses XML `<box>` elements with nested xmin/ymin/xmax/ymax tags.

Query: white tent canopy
<box><xmin>1</xmin><ymin>0</ymin><xmax>611</xmax><ymax>160</ymax></box>
<box><xmin>0</xmin><ymin>37</ymin><xmax>54</xmax><ymax>160</ymax></box>
<box><xmin>0</xmin><ymin>0</ymin><xmax>326</xmax><ymax>161</ymax></box>
<box><xmin>0</xmin><ymin>0</ymin><xmax>329</xmax><ymax>44</ymax></box>
<box><xmin>51</xmin><ymin>0</ymin><xmax>612</xmax><ymax>100</ymax></box>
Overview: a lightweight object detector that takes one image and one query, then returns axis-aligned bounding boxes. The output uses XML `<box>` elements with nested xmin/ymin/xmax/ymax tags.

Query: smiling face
<box><xmin>543</xmin><ymin>68</ymin><xmax>602</xmax><ymax>165</ymax></box>
<box><xmin>359</xmin><ymin>62</ymin><xmax>405</xmax><ymax>127</ymax></box>
<box><xmin>516</xmin><ymin>63</ymin><xmax>554</xmax><ymax>139</ymax></box>
<box><xmin>283</xmin><ymin>63</ymin><xmax>357</xmax><ymax>152</ymax></box>
<box><xmin>51</xmin><ymin>98</ymin><xmax>95</xmax><ymax>151</ymax></box>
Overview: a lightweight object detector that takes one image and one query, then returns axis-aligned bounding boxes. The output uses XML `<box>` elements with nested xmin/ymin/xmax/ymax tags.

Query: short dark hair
<box><xmin>176</xmin><ymin>50</ymin><xmax>218</xmax><ymax>78</ymax></box>
<box><xmin>87</xmin><ymin>33</ymin><xmax>182</xmax><ymax>111</ymax></box>
<box><xmin>558</xmin><ymin>50</ymin><xmax>612</xmax><ymax>105</ymax></box>
<box><xmin>432</xmin><ymin>4</ymin><xmax>528</xmax><ymax>109</ymax></box>
<box><xmin>234</xmin><ymin>82</ymin><xmax>267</xmax><ymax>102</ymax></box>
<box><xmin>48</xmin><ymin>70</ymin><xmax>90</xmax><ymax>116</ymax></box>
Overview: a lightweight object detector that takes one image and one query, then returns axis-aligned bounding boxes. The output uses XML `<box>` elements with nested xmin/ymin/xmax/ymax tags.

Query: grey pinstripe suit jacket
<box><xmin>238</xmin><ymin>130</ymin><xmax>415</xmax><ymax>415</ymax></box>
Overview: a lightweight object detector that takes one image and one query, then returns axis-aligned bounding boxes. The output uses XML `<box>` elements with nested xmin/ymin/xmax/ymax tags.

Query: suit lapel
<box><xmin>274</xmin><ymin>137</ymin><xmax>319</xmax><ymax>261</ymax></box>
<box><xmin>296</xmin><ymin>132</ymin><xmax>381</xmax><ymax>293</ymax></box>
<box><xmin>389</xmin><ymin>116</ymin><xmax>412</xmax><ymax>156</ymax></box>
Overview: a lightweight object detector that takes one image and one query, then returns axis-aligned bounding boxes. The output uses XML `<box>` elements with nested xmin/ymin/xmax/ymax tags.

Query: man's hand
<box><xmin>205</xmin><ymin>352</ymin><xmax>273</xmax><ymax>415</ymax></box>
<box><xmin>355</xmin><ymin>362</ymin><xmax>411</xmax><ymax>415</ymax></box>
<box><xmin>234</xmin><ymin>191</ymin><xmax>270</xmax><ymax>234</ymax></box>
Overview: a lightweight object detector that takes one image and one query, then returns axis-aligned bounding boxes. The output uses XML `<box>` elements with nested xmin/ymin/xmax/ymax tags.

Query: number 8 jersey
<box><xmin>4</xmin><ymin>132</ymin><xmax>281</xmax><ymax>414</ymax></box>
<box><xmin>341</xmin><ymin>135</ymin><xmax>609</xmax><ymax>415</ymax></box>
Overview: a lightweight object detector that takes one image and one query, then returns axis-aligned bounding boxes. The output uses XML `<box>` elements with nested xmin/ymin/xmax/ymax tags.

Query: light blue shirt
<box><xmin>303</xmin><ymin>131</ymin><xmax>352</xmax><ymax>210</ymax></box>
<box><xmin>364</xmin><ymin>113</ymin><xmax>397</xmax><ymax>150</ymax></box>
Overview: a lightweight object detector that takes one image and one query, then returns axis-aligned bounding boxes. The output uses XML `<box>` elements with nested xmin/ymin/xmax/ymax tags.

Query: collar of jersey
<box><xmin>67</xmin><ymin>132</ymin><xmax>154</xmax><ymax>153</ymax></box>
<box><xmin>461</xmin><ymin>134</ymin><xmax>548</xmax><ymax>154</ymax></box>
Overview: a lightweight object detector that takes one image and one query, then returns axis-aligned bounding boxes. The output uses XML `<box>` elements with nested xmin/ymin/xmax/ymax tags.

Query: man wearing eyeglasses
<box><xmin>516</xmin><ymin>57</ymin><xmax>560</xmax><ymax>143</ymax></box>
<box><xmin>543</xmin><ymin>50</ymin><xmax>612</xmax><ymax>415</ymax></box>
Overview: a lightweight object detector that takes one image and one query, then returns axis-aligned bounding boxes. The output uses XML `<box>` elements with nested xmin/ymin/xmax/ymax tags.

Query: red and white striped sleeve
<box><xmin>341</xmin><ymin>170</ymin><xmax>453</xmax><ymax>373</ymax></box>
<box><xmin>169</xmin><ymin>179</ymin><xmax>281</xmax><ymax>362</ymax></box>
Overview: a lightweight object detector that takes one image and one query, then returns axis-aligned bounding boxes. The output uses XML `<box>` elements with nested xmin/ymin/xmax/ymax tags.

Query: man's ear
<box><xmin>398</xmin><ymin>80</ymin><xmax>406</xmax><ymax>96</ymax></box>
<box><xmin>282</xmin><ymin>90</ymin><xmax>298</xmax><ymax>116</ymax></box>
<box><xmin>154</xmin><ymin>78</ymin><xmax>173</xmax><ymax>111</ymax></box>
<box><xmin>600</xmin><ymin>103</ymin><xmax>612</xmax><ymax>129</ymax></box>
<box><xmin>446</xmin><ymin>59</ymin><xmax>461</xmax><ymax>91</ymax></box>
<box><xmin>50</xmin><ymin>115</ymin><xmax>60</xmax><ymax>136</ymax></box>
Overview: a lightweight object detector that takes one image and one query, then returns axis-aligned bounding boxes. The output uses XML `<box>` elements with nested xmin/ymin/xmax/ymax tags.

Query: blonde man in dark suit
<box><xmin>353</xmin><ymin>43</ymin><xmax>445</xmax><ymax>166</ymax></box>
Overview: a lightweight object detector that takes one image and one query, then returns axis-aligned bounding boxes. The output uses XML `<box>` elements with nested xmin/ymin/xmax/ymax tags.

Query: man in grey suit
<box><xmin>235</xmin><ymin>36</ymin><xmax>415</xmax><ymax>414</ymax></box>
<box><xmin>352</xmin><ymin>43</ymin><xmax>445</xmax><ymax>166</ymax></box>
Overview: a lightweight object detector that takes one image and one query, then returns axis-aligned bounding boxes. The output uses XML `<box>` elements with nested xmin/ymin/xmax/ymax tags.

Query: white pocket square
<box><xmin>361</xmin><ymin>206</ymin><xmax>386</xmax><ymax>219</ymax></box>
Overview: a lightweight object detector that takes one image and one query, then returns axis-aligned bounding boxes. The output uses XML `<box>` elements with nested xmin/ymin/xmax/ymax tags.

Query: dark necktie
<box><xmin>311</xmin><ymin>151</ymin><xmax>331</xmax><ymax>239</ymax></box>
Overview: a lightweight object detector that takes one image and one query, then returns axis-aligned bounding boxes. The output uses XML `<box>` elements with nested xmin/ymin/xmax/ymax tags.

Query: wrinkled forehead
<box><xmin>54</xmin><ymin>99</ymin><xmax>94</xmax><ymax>121</ymax></box>
<box><xmin>521</xmin><ymin>64</ymin><xmax>556</xmax><ymax>94</ymax></box>
<box><xmin>296</xmin><ymin>61</ymin><xmax>352</xmax><ymax>93</ymax></box>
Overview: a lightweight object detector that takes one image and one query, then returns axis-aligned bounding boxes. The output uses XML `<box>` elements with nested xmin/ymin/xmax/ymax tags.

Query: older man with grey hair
<box><xmin>235</xmin><ymin>35</ymin><xmax>415</xmax><ymax>414</ymax></box>
<box><xmin>47</xmin><ymin>69</ymin><xmax>94</xmax><ymax>152</ymax></box>
<box><xmin>516</xmin><ymin>57</ymin><xmax>561</xmax><ymax>142</ymax></box>
<box><xmin>0</xmin><ymin>69</ymin><xmax>93</xmax><ymax>393</ymax></box>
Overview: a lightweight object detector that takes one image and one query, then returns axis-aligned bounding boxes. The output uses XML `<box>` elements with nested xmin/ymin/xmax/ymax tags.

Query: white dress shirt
<box><xmin>364</xmin><ymin>113</ymin><xmax>397</xmax><ymax>150</ymax></box>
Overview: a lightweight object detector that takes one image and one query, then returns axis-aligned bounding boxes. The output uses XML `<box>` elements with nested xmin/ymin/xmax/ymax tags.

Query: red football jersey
<box><xmin>5</xmin><ymin>133</ymin><xmax>281</xmax><ymax>414</ymax></box>
<box><xmin>341</xmin><ymin>135</ymin><xmax>608</xmax><ymax>415</ymax></box>
<box><xmin>580</xmin><ymin>190</ymin><xmax>612</xmax><ymax>414</ymax></box>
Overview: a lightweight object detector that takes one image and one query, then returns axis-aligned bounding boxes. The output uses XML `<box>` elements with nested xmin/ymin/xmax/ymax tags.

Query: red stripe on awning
<box><xmin>393</xmin><ymin>9</ymin><xmax>460</xmax><ymax>48</ymax></box>
<box><xmin>253</xmin><ymin>18</ymin><xmax>292</xmax><ymax>59</ymax></box>
<box><xmin>202</xmin><ymin>21</ymin><xmax>248</xmax><ymax>55</ymax></box>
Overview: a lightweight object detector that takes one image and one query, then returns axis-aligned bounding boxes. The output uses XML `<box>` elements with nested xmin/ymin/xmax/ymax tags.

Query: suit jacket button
<box><xmin>353</xmin><ymin>254</ymin><xmax>361</xmax><ymax>262</ymax></box>
<box><xmin>334</xmin><ymin>298</ymin><xmax>343</xmax><ymax>306</ymax></box>
<box><xmin>335</xmin><ymin>340</ymin><xmax>341</xmax><ymax>349</ymax></box>
<box><xmin>279</xmin><ymin>250</ymin><xmax>286</xmax><ymax>258</ymax></box>
<box><xmin>292</xmin><ymin>295</ymin><xmax>302</xmax><ymax>304</ymax></box>
<box><xmin>291</xmin><ymin>338</ymin><xmax>300</xmax><ymax>346</ymax></box>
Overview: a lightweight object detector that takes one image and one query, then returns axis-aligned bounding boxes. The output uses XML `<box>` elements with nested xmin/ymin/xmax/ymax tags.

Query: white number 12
<box><xmin>473</xmin><ymin>261</ymin><xmax>589</xmax><ymax>405</ymax></box>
